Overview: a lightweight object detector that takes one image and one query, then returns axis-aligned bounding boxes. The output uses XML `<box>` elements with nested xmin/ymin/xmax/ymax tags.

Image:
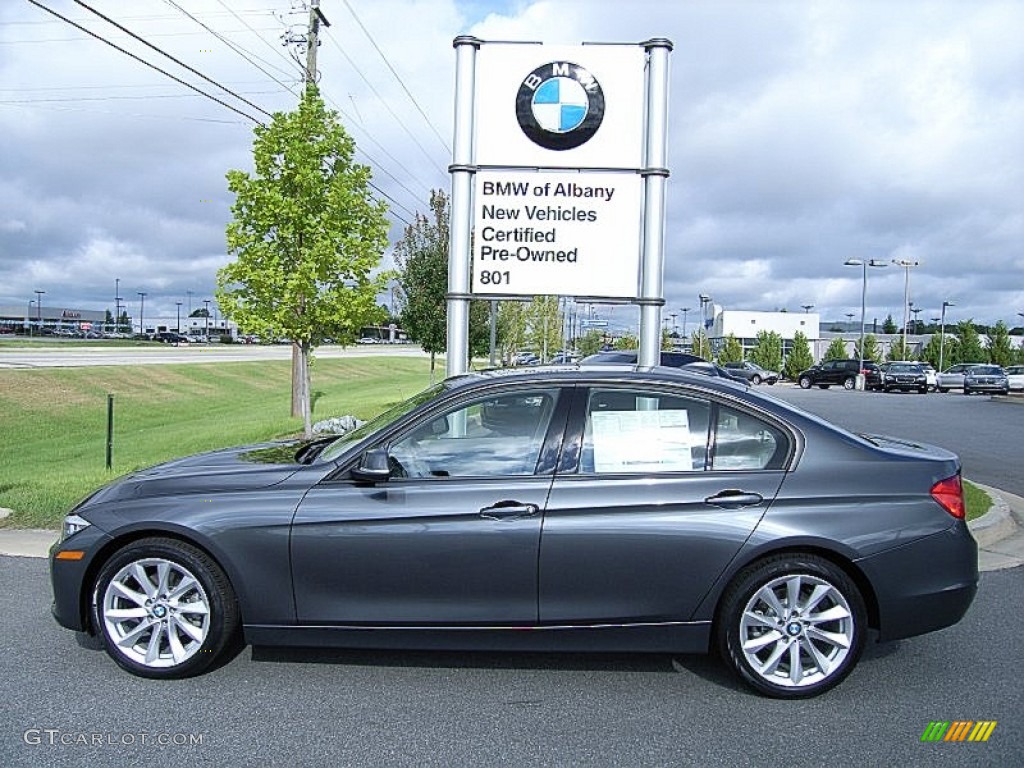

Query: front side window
<box><xmin>581</xmin><ymin>389</ymin><xmax>711</xmax><ymax>474</ymax></box>
<box><xmin>387</xmin><ymin>389</ymin><xmax>560</xmax><ymax>479</ymax></box>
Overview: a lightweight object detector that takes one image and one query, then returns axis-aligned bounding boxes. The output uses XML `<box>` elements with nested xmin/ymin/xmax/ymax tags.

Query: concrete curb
<box><xmin>3</xmin><ymin>485</ymin><xmax>1022</xmax><ymax>570</ymax></box>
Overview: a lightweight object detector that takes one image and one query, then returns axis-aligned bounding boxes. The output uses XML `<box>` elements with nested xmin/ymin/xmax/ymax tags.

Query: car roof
<box><xmin>444</xmin><ymin>364</ymin><xmax>750</xmax><ymax>395</ymax></box>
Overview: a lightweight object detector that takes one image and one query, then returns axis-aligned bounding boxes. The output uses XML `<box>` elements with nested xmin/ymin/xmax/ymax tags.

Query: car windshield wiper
<box><xmin>295</xmin><ymin>437</ymin><xmax>335</xmax><ymax>465</ymax></box>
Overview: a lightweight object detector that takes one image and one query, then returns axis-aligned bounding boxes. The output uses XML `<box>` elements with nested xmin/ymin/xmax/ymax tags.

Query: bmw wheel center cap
<box><xmin>516</xmin><ymin>61</ymin><xmax>606</xmax><ymax>151</ymax></box>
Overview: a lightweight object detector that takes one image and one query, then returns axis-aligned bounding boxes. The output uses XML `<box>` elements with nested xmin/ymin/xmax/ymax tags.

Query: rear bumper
<box><xmin>856</xmin><ymin>522</ymin><xmax>978</xmax><ymax>642</ymax></box>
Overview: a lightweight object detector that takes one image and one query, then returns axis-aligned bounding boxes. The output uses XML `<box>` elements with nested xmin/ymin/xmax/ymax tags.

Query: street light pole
<box><xmin>33</xmin><ymin>290</ymin><xmax>45</xmax><ymax>334</ymax></box>
<box><xmin>801</xmin><ymin>304</ymin><xmax>814</xmax><ymax>314</ymax></box>
<box><xmin>114</xmin><ymin>277</ymin><xmax>120</xmax><ymax>335</ymax></box>
<box><xmin>892</xmin><ymin>258</ymin><xmax>919</xmax><ymax>357</ymax></box>
<box><xmin>203</xmin><ymin>300</ymin><xmax>211</xmax><ymax>339</ymax></box>
<box><xmin>175</xmin><ymin>302</ymin><xmax>183</xmax><ymax>333</ymax></box>
<box><xmin>844</xmin><ymin>259</ymin><xmax>886</xmax><ymax>389</ymax></box>
<box><xmin>680</xmin><ymin>307</ymin><xmax>690</xmax><ymax>340</ymax></box>
<box><xmin>939</xmin><ymin>300</ymin><xmax>955</xmax><ymax>371</ymax></box>
<box><xmin>27</xmin><ymin>299</ymin><xmax>34</xmax><ymax>336</ymax></box>
<box><xmin>137</xmin><ymin>292</ymin><xmax>147</xmax><ymax>337</ymax></box>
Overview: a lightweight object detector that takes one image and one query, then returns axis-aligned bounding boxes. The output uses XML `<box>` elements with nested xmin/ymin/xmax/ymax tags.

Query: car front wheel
<box><xmin>843</xmin><ymin>377</ymin><xmax>855</xmax><ymax>390</ymax></box>
<box><xmin>93</xmin><ymin>537</ymin><xmax>239</xmax><ymax>679</ymax></box>
<box><xmin>717</xmin><ymin>554</ymin><xmax>867</xmax><ymax>698</ymax></box>
<box><xmin>799</xmin><ymin>377</ymin><xmax>812</xmax><ymax>389</ymax></box>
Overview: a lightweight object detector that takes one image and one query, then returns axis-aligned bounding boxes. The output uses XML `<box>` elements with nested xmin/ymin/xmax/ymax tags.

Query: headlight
<box><xmin>61</xmin><ymin>514</ymin><xmax>92</xmax><ymax>542</ymax></box>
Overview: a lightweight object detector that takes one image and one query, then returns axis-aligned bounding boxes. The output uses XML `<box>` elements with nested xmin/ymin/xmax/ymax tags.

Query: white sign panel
<box><xmin>591</xmin><ymin>409</ymin><xmax>694</xmax><ymax>473</ymax></box>
<box><xmin>473</xmin><ymin>170</ymin><xmax>641</xmax><ymax>297</ymax></box>
<box><xmin>475</xmin><ymin>44</ymin><xmax>645</xmax><ymax>169</ymax></box>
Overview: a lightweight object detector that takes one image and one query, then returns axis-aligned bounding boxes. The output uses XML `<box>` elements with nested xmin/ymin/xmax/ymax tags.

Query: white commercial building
<box><xmin>707</xmin><ymin>310</ymin><xmax>820</xmax><ymax>357</ymax></box>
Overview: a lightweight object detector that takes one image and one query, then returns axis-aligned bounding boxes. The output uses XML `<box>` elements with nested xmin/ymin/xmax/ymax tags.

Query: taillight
<box><xmin>931</xmin><ymin>475</ymin><xmax>965</xmax><ymax>519</ymax></box>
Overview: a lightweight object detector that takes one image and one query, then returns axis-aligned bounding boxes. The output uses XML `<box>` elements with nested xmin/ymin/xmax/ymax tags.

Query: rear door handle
<box><xmin>705</xmin><ymin>490</ymin><xmax>764</xmax><ymax>509</ymax></box>
<box><xmin>480</xmin><ymin>501</ymin><xmax>539</xmax><ymax>520</ymax></box>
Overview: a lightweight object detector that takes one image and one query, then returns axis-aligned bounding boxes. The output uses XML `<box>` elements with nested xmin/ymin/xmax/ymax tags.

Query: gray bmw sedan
<box><xmin>50</xmin><ymin>366</ymin><xmax>977</xmax><ymax>698</ymax></box>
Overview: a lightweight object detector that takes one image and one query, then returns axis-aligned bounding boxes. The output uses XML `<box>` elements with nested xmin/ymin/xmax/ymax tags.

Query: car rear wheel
<box><xmin>799</xmin><ymin>377</ymin><xmax>812</xmax><ymax>389</ymax></box>
<box><xmin>751</xmin><ymin>375</ymin><xmax>762</xmax><ymax>385</ymax></box>
<box><xmin>93</xmin><ymin>537</ymin><xmax>239</xmax><ymax>679</ymax></box>
<box><xmin>717</xmin><ymin>554</ymin><xmax>866</xmax><ymax>698</ymax></box>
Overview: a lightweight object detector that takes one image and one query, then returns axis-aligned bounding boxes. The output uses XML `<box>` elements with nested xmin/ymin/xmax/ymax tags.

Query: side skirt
<box><xmin>244</xmin><ymin>621</ymin><xmax>712</xmax><ymax>654</ymax></box>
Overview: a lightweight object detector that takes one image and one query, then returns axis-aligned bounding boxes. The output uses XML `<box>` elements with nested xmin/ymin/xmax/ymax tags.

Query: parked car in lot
<box><xmin>51</xmin><ymin>367</ymin><xmax>977</xmax><ymax>698</ymax></box>
<box><xmin>722</xmin><ymin>361</ymin><xmax>780</xmax><ymax>385</ymax></box>
<box><xmin>880</xmin><ymin>362</ymin><xmax>929</xmax><ymax>394</ymax></box>
<box><xmin>963</xmin><ymin>365</ymin><xmax>1009</xmax><ymax>395</ymax></box>
<box><xmin>797</xmin><ymin>359</ymin><xmax>882</xmax><ymax>390</ymax></box>
<box><xmin>154</xmin><ymin>332</ymin><xmax>189</xmax><ymax>344</ymax></box>
<box><xmin>1006</xmin><ymin>365</ymin><xmax>1024</xmax><ymax>392</ymax></box>
<box><xmin>936</xmin><ymin>363</ymin><xmax>985</xmax><ymax>392</ymax></box>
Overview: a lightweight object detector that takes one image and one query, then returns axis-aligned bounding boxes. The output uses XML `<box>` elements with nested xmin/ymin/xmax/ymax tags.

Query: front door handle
<box><xmin>480</xmin><ymin>501</ymin><xmax>539</xmax><ymax>520</ymax></box>
<box><xmin>705</xmin><ymin>490</ymin><xmax>764</xmax><ymax>509</ymax></box>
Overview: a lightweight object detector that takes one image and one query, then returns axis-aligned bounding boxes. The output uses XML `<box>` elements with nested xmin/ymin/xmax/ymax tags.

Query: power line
<box><xmin>341</xmin><ymin>0</ymin><xmax>451</xmax><ymax>156</ymax></box>
<box><xmin>320</xmin><ymin>26</ymin><xmax>447</xmax><ymax>179</ymax></box>
<box><xmin>72</xmin><ymin>0</ymin><xmax>275</xmax><ymax>119</ymax></box>
<box><xmin>25</xmin><ymin>0</ymin><xmax>263</xmax><ymax>125</ymax></box>
<box><xmin>212</xmin><ymin>0</ymin><xmax>307</xmax><ymax>82</ymax></box>
<box><xmin>162</xmin><ymin>0</ymin><xmax>302</xmax><ymax>91</ymax></box>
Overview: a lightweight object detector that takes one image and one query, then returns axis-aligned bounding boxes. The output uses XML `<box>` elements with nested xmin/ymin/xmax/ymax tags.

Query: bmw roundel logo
<box><xmin>515</xmin><ymin>61</ymin><xmax>605</xmax><ymax>151</ymax></box>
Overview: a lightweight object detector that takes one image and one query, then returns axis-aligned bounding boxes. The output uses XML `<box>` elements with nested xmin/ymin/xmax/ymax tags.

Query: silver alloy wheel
<box><xmin>738</xmin><ymin>573</ymin><xmax>854</xmax><ymax>688</ymax></box>
<box><xmin>101</xmin><ymin>557</ymin><xmax>211</xmax><ymax>669</ymax></box>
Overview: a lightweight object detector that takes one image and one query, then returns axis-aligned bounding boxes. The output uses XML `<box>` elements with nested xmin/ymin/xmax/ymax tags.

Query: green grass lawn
<box><xmin>0</xmin><ymin>357</ymin><xmax>433</xmax><ymax>528</ymax></box>
<box><xmin>963</xmin><ymin>479</ymin><xmax>991</xmax><ymax>522</ymax></box>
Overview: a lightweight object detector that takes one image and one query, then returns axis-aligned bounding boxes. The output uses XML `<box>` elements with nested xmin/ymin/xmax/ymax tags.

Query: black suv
<box><xmin>797</xmin><ymin>359</ymin><xmax>882</xmax><ymax>390</ymax></box>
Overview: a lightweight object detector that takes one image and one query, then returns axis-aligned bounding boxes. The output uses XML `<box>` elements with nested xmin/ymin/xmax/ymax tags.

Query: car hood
<box><xmin>85</xmin><ymin>440</ymin><xmax>317</xmax><ymax>504</ymax></box>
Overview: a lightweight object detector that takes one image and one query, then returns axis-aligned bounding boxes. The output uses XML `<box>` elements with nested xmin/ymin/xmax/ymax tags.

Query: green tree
<box><xmin>217</xmin><ymin>87</ymin><xmax>389</xmax><ymax>436</ymax></box>
<box><xmin>887</xmin><ymin>337</ymin><xmax>913</xmax><ymax>361</ymax></box>
<box><xmin>691</xmin><ymin>329</ymin><xmax>710</xmax><ymax>359</ymax></box>
<box><xmin>853</xmin><ymin>333</ymin><xmax>882</xmax><ymax>363</ymax></box>
<box><xmin>749</xmin><ymin>330</ymin><xmax>783</xmax><ymax>372</ymax></box>
<box><xmin>395</xmin><ymin>190</ymin><xmax>491</xmax><ymax>376</ymax></box>
<box><xmin>882</xmin><ymin>314</ymin><xmax>897</xmax><ymax>334</ymax></box>
<box><xmin>614</xmin><ymin>333</ymin><xmax>638</xmax><ymax>350</ymax></box>
<box><xmin>717</xmin><ymin>334</ymin><xmax>744</xmax><ymax>365</ymax></box>
<box><xmin>498</xmin><ymin>301</ymin><xmax>529</xmax><ymax>364</ymax></box>
<box><xmin>955</xmin><ymin>320</ymin><xmax>986</xmax><ymax>364</ymax></box>
<box><xmin>526</xmin><ymin>296</ymin><xmax>563</xmax><ymax>362</ymax></box>
<box><xmin>985</xmin><ymin>320</ymin><xmax>1014</xmax><ymax>366</ymax></box>
<box><xmin>783</xmin><ymin>331</ymin><xmax>814</xmax><ymax>380</ymax></box>
<box><xmin>920</xmin><ymin>333</ymin><xmax>944</xmax><ymax>369</ymax></box>
<box><xmin>824</xmin><ymin>337</ymin><xmax>848</xmax><ymax>361</ymax></box>
<box><xmin>661</xmin><ymin>327</ymin><xmax>674</xmax><ymax>351</ymax></box>
<box><xmin>577</xmin><ymin>329</ymin><xmax>604</xmax><ymax>357</ymax></box>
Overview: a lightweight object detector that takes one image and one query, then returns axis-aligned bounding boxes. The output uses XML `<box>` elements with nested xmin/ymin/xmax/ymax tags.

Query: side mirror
<box><xmin>351</xmin><ymin>448</ymin><xmax>392</xmax><ymax>483</ymax></box>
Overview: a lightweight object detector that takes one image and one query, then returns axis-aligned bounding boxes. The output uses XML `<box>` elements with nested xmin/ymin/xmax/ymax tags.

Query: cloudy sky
<box><xmin>1</xmin><ymin>0</ymin><xmax>1021</xmax><ymax>332</ymax></box>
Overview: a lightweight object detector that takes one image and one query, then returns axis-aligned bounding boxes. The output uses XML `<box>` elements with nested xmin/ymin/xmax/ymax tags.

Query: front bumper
<box><xmin>49</xmin><ymin>526</ymin><xmax>113</xmax><ymax>632</ymax></box>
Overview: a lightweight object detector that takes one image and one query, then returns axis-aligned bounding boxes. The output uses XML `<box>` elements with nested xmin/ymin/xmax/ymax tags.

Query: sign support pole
<box><xmin>637</xmin><ymin>38</ymin><xmax>673</xmax><ymax>368</ymax></box>
<box><xmin>446</xmin><ymin>36</ymin><xmax>480</xmax><ymax>378</ymax></box>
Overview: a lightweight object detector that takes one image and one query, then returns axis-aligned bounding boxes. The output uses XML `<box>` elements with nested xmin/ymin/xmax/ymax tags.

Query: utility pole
<box><xmin>304</xmin><ymin>0</ymin><xmax>330</xmax><ymax>88</ymax></box>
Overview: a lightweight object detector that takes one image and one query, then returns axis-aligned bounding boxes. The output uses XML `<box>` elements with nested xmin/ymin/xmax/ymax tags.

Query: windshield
<box><xmin>317</xmin><ymin>383</ymin><xmax>444</xmax><ymax>463</ymax></box>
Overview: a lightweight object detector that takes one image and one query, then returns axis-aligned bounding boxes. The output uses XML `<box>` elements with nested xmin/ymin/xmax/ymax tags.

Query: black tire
<box><xmin>938</xmin><ymin>386</ymin><xmax>948</xmax><ymax>393</ymax></box>
<box><xmin>842</xmin><ymin>377</ymin><xmax>855</xmax><ymax>390</ymax></box>
<box><xmin>93</xmin><ymin>537</ymin><xmax>239</xmax><ymax>679</ymax></box>
<box><xmin>964</xmin><ymin>387</ymin><xmax>971</xmax><ymax>395</ymax></box>
<box><xmin>716</xmin><ymin>554</ymin><xmax>867</xmax><ymax>699</ymax></box>
<box><xmin>799</xmin><ymin>377</ymin><xmax>812</xmax><ymax>389</ymax></box>
<box><xmin>919</xmin><ymin>387</ymin><xmax>928</xmax><ymax>394</ymax></box>
<box><xmin>751</xmin><ymin>375</ymin><xmax>762</xmax><ymax>385</ymax></box>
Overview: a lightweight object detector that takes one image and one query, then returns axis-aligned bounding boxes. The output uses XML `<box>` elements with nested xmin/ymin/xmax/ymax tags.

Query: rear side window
<box><xmin>713</xmin><ymin>406</ymin><xmax>789</xmax><ymax>471</ymax></box>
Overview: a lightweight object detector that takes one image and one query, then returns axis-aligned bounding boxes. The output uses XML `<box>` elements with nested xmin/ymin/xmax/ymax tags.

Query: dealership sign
<box><xmin>473</xmin><ymin>170</ymin><xmax>641</xmax><ymax>296</ymax></box>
